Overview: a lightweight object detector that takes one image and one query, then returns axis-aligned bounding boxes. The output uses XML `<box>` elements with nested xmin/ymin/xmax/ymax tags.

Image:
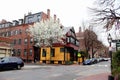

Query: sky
<box><xmin>0</xmin><ymin>0</ymin><xmax>111</xmax><ymax>46</ymax></box>
<box><xmin>0</xmin><ymin>0</ymin><xmax>95</xmax><ymax>32</ymax></box>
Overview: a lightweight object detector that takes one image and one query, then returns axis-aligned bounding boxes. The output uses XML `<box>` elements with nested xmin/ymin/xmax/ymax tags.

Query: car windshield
<box><xmin>0</xmin><ymin>57</ymin><xmax>9</xmax><ymax>62</ymax></box>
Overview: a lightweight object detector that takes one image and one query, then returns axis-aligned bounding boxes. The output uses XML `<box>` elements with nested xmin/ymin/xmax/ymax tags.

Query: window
<box><xmin>24</xmin><ymin>38</ymin><xmax>27</xmax><ymax>44</ymax></box>
<box><xmin>25</xmin><ymin>28</ymin><xmax>29</xmax><ymax>34</ymax></box>
<box><xmin>30</xmin><ymin>38</ymin><xmax>33</xmax><ymax>44</ymax></box>
<box><xmin>15</xmin><ymin>30</ymin><xmax>18</xmax><ymax>35</ymax></box>
<box><xmin>18</xmin><ymin>49</ymin><xmax>21</xmax><ymax>56</ymax></box>
<box><xmin>19</xmin><ymin>29</ymin><xmax>22</xmax><ymax>34</ymax></box>
<box><xmin>30</xmin><ymin>49</ymin><xmax>32</xmax><ymax>56</ymax></box>
<box><xmin>37</xmin><ymin>15</ymin><xmax>41</xmax><ymax>22</ymax></box>
<box><xmin>14</xmin><ymin>39</ymin><xmax>16</xmax><ymax>45</ymax></box>
<box><xmin>24</xmin><ymin>49</ymin><xmax>27</xmax><ymax>56</ymax></box>
<box><xmin>2</xmin><ymin>24</ymin><xmax>4</xmax><ymax>28</ymax></box>
<box><xmin>28</xmin><ymin>17</ymin><xmax>33</xmax><ymax>23</ymax></box>
<box><xmin>42</xmin><ymin>49</ymin><xmax>46</xmax><ymax>57</ymax></box>
<box><xmin>51</xmin><ymin>48</ymin><xmax>55</xmax><ymax>57</ymax></box>
<box><xmin>18</xmin><ymin>39</ymin><xmax>21</xmax><ymax>45</ymax></box>
<box><xmin>13</xmin><ymin>49</ymin><xmax>17</xmax><ymax>56</ymax></box>
<box><xmin>60</xmin><ymin>48</ymin><xmax>64</xmax><ymax>52</ymax></box>
<box><xmin>76</xmin><ymin>40</ymin><xmax>79</xmax><ymax>46</ymax></box>
<box><xmin>67</xmin><ymin>37</ymin><xmax>70</xmax><ymax>43</ymax></box>
<box><xmin>8</xmin><ymin>31</ymin><xmax>11</xmax><ymax>36</ymax></box>
<box><xmin>11</xmin><ymin>31</ymin><xmax>13</xmax><ymax>36</ymax></box>
<box><xmin>6</xmin><ymin>32</ymin><xmax>8</xmax><ymax>37</ymax></box>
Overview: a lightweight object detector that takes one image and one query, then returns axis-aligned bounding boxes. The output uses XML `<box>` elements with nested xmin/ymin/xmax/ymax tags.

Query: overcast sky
<box><xmin>0</xmin><ymin>0</ymin><xmax>95</xmax><ymax>32</ymax></box>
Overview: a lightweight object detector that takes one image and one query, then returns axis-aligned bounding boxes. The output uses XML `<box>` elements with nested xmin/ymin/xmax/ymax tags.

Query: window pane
<box><xmin>60</xmin><ymin>48</ymin><xmax>64</xmax><ymax>52</ymax></box>
<box><xmin>24</xmin><ymin>49</ymin><xmax>27</xmax><ymax>56</ymax></box>
<box><xmin>51</xmin><ymin>48</ymin><xmax>55</xmax><ymax>57</ymax></box>
<box><xmin>24</xmin><ymin>38</ymin><xmax>27</xmax><ymax>44</ymax></box>
<box><xmin>18</xmin><ymin>49</ymin><xmax>21</xmax><ymax>56</ymax></box>
<box><xmin>42</xmin><ymin>49</ymin><xmax>46</xmax><ymax>57</ymax></box>
<box><xmin>30</xmin><ymin>49</ymin><xmax>32</xmax><ymax>56</ymax></box>
<box><xmin>18</xmin><ymin>39</ymin><xmax>21</xmax><ymax>45</ymax></box>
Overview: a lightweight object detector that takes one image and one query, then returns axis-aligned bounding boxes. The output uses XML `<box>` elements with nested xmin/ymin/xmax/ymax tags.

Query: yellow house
<box><xmin>40</xmin><ymin>46</ymin><xmax>71</xmax><ymax>64</ymax></box>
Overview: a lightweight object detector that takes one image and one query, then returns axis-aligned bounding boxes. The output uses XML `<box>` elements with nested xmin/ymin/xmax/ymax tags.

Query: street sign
<box><xmin>116</xmin><ymin>42</ymin><xmax>120</xmax><ymax>50</ymax></box>
<box><xmin>112</xmin><ymin>40</ymin><xmax>120</xmax><ymax>43</ymax></box>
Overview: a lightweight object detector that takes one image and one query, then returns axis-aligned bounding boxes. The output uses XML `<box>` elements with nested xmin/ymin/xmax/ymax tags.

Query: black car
<box><xmin>0</xmin><ymin>57</ymin><xmax>24</xmax><ymax>70</ymax></box>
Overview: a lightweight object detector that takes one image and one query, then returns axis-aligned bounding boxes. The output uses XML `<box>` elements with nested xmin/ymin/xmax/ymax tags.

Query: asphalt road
<box><xmin>0</xmin><ymin>61</ymin><xmax>110</xmax><ymax>80</ymax></box>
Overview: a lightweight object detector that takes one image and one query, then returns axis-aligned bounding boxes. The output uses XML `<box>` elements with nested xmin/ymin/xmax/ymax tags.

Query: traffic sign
<box><xmin>116</xmin><ymin>42</ymin><xmax>120</xmax><ymax>50</ymax></box>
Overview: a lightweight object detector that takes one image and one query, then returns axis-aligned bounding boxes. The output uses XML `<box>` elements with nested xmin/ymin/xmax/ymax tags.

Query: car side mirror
<box><xmin>1</xmin><ymin>60</ymin><xmax>5</xmax><ymax>62</ymax></box>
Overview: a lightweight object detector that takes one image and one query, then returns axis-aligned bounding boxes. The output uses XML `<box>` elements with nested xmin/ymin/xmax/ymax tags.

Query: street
<box><xmin>0</xmin><ymin>61</ymin><xmax>110</xmax><ymax>80</ymax></box>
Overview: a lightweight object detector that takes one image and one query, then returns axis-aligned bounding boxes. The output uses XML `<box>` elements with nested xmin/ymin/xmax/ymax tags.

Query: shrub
<box><xmin>112</xmin><ymin>50</ymin><xmax>120</xmax><ymax>79</ymax></box>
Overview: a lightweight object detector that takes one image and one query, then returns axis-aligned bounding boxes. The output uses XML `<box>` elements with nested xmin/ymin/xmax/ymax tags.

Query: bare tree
<box><xmin>84</xmin><ymin>29</ymin><xmax>97</xmax><ymax>58</ymax></box>
<box><xmin>90</xmin><ymin>0</ymin><xmax>120</xmax><ymax>31</ymax></box>
<box><xmin>84</xmin><ymin>28</ymin><xmax>106</xmax><ymax>58</ymax></box>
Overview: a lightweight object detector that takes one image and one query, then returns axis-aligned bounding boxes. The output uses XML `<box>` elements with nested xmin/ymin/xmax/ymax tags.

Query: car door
<box><xmin>9</xmin><ymin>57</ymin><xmax>17</xmax><ymax>69</ymax></box>
<box><xmin>1</xmin><ymin>57</ymin><xmax>11</xmax><ymax>69</ymax></box>
<box><xmin>1</xmin><ymin>57</ymin><xmax>16</xmax><ymax>69</ymax></box>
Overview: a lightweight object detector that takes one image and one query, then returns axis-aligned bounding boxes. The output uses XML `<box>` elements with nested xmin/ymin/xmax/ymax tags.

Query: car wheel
<box><xmin>17</xmin><ymin>65</ymin><xmax>21</xmax><ymax>70</ymax></box>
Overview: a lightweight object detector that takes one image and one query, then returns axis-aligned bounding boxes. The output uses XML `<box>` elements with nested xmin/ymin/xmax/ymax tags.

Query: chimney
<box><xmin>54</xmin><ymin>14</ymin><xmax>56</xmax><ymax>22</ymax></box>
<box><xmin>79</xmin><ymin>27</ymin><xmax>81</xmax><ymax>32</ymax></box>
<box><xmin>47</xmin><ymin>9</ymin><xmax>50</xmax><ymax>19</ymax></box>
<box><xmin>1</xmin><ymin>19</ymin><xmax>7</xmax><ymax>23</ymax></box>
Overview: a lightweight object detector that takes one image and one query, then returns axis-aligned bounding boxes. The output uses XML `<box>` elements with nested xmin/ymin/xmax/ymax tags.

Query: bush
<box><xmin>112</xmin><ymin>50</ymin><xmax>120</xmax><ymax>79</ymax></box>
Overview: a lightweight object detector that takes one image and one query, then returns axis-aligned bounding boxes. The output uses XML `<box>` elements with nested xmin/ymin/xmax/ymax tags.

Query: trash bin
<box><xmin>108</xmin><ymin>75</ymin><xmax>114</xmax><ymax>80</ymax></box>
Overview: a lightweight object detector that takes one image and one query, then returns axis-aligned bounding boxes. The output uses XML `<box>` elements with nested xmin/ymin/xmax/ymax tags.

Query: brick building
<box><xmin>0</xmin><ymin>9</ymin><xmax>57</xmax><ymax>62</ymax></box>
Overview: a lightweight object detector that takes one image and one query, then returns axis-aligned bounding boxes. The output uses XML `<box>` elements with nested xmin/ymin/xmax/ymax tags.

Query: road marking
<box><xmin>51</xmin><ymin>73</ymin><xmax>62</xmax><ymax>77</ymax></box>
<box><xmin>90</xmin><ymin>64</ymin><xmax>109</xmax><ymax>67</ymax></box>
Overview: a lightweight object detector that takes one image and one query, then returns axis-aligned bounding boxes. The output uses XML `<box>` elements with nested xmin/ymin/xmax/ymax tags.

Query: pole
<box><xmin>108</xmin><ymin>42</ymin><xmax>114</xmax><ymax>80</ymax></box>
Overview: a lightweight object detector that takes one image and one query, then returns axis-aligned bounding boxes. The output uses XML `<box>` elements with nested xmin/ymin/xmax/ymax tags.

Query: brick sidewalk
<box><xmin>76</xmin><ymin>73</ymin><xmax>110</xmax><ymax>80</ymax></box>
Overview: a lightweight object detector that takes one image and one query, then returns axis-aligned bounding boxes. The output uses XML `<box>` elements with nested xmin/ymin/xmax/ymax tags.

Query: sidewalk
<box><xmin>77</xmin><ymin>72</ymin><xmax>110</xmax><ymax>80</ymax></box>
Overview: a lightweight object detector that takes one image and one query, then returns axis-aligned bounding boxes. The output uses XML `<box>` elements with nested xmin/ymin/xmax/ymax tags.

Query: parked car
<box><xmin>0</xmin><ymin>57</ymin><xmax>24</xmax><ymax>70</ymax></box>
<box><xmin>83</xmin><ymin>59</ymin><xmax>93</xmax><ymax>65</ymax></box>
<box><xmin>91</xmin><ymin>58</ymin><xmax>98</xmax><ymax>64</ymax></box>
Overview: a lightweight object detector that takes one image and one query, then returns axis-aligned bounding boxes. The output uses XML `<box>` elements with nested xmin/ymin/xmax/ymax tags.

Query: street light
<box><xmin>107</xmin><ymin>33</ymin><xmax>112</xmax><ymax>68</ymax></box>
<box><xmin>107</xmin><ymin>33</ymin><xmax>114</xmax><ymax>80</ymax></box>
<box><xmin>108</xmin><ymin>33</ymin><xmax>112</xmax><ymax>47</ymax></box>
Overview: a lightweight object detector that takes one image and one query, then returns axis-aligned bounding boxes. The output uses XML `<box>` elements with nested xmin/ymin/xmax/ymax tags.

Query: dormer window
<box><xmin>13</xmin><ymin>20</ymin><xmax>19</xmax><ymax>26</ymax></box>
<box><xmin>13</xmin><ymin>21</ymin><xmax>16</xmax><ymax>26</ymax></box>
<box><xmin>19</xmin><ymin>19</ymin><xmax>23</xmax><ymax>25</ymax></box>
<box><xmin>2</xmin><ymin>24</ymin><xmax>4</xmax><ymax>28</ymax></box>
<box><xmin>28</xmin><ymin>17</ymin><xmax>33</xmax><ymax>23</ymax></box>
<box><xmin>37</xmin><ymin>15</ymin><xmax>41</xmax><ymax>22</ymax></box>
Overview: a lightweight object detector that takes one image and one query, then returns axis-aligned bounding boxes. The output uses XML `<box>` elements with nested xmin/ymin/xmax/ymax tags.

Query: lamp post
<box><xmin>108</xmin><ymin>33</ymin><xmax>114</xmax><ymax>80</ymax></box>
<box><xmin>108</xmin><ymin>33</ymin><xmax>112</xmax><ymax>71</ymax></box>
